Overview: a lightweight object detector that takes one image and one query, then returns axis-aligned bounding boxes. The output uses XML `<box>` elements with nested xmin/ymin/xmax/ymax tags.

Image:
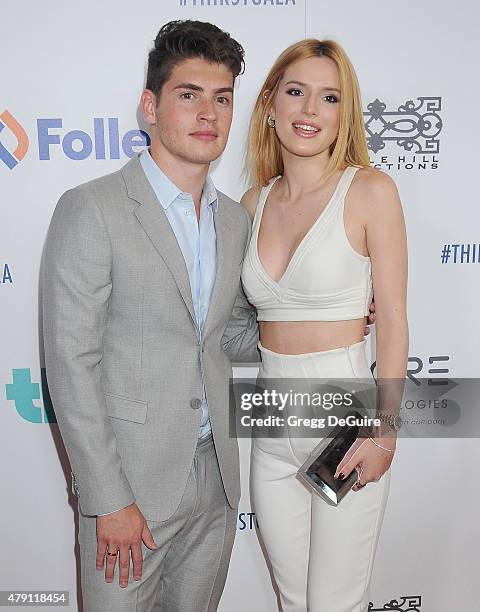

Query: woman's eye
<box><xmin>324</xmin><ymin>94</ymin><xmax>339</xmax><ymax>103</ymax></box>
<box><xmin>286</xmin><ymin>88</ymin><xmax>303</xmax><ymax>96</ymax></box>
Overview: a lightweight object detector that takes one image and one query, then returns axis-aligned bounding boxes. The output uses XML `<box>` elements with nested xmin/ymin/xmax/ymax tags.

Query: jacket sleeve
<box><xmin>42</xmin><ymin>188</ymin><xmax>135</xmax><ymax>516</ymax></box>
<box><xmin>221</xmin><ymin>206</ymin><xmax>261</xmax><ymax>364</ymax></box>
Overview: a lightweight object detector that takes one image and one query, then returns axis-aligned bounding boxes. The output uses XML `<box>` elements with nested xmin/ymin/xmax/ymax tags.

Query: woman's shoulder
<box><xmin>351</xmin><ymin>165</ymin><xmax>398</xmax><ymax>196</ymax></box>
<box><xmin>241</xmin><ymin>175</ymin><xmax>282</xmax><ymax>219</ymax></box>
<box><xmin>349</xmin><ymin>166</ymin><xmax>403</xmax><ymax>218</ymax></box>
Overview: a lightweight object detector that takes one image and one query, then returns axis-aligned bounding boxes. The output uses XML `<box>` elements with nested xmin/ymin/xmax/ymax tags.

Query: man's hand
<box><xmin>364</xmin><ymin>296</ymin><xmax>376</xmax><ymax>336</ymax></box>
<box><xmin>96</xmin><ymin>503</ymin><xmax>157</xmax><ymax>587</ymax></box>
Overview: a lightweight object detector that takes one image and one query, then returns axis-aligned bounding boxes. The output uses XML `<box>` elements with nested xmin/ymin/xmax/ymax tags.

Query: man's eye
<box><xmin>217</xmin><ymin>96</ymin><xmax>230</xmax><ymax>105</ymax></box>
<box><xmin>286</xmin><ymin>88</ymin><xmax>303</xmax><ymax>96</ymax></box>
<box><xmin>180</xmin><ymin>92</ymin><xmax>195</xmax><ymax>100</ymax></box>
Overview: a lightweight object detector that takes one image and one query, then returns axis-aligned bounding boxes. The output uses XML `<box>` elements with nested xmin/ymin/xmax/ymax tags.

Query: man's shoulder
<box><xmin>57</xmin><ymin>157</ymin><xmax>142</xmax><ymax>217</ymax></box>
<box><xmin>216</xmin><ymin>188</ymin><xmax>250</xmax><ymax>229</ymax></box>
<box><xmin>216</xmin><ymin>188</ymin><xmax>238</xmax><ymax>207</ymax></box>
<box><xmin>66</xmin><ymin>166</ymin><xmax>127</xmax><ymax>202</ymax></box>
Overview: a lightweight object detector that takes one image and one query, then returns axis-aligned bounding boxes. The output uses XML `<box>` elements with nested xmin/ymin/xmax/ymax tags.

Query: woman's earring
<box><xmin>267</xmin><ymin>115</ymin><xmax>276</xmax><ymax>128</ymax></box>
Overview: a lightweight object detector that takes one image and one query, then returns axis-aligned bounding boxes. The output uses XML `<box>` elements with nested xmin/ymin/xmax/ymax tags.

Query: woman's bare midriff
<box><xmin>259</xmin><ymin>318</ymin><xmax>367</xmax><ymax>355</ymax></box>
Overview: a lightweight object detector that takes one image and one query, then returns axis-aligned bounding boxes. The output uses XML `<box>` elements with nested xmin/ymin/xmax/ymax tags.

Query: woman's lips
<box><xmin>292</xmin><ymin>122</ymin><xmax>321</xmax><ymax>138</ymax></box>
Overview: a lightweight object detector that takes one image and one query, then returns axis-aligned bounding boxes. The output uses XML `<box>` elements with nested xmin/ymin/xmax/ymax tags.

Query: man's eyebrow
<box><xmin>283</xmin><ymin>80</ymin><xmax>341</xmax><ymax>93</ymax></box>
<box><xmin>173</xmin><ymin>83</ymin><xmax>234</xmax><ymax>94</ymax></box>
<box><xmin>173</xmin><ymin>83</ymin><xmax>203</xmax><ymax>92</ymax></box>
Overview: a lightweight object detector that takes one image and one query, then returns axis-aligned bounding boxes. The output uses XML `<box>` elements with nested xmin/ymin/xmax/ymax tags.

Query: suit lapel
<box><xmin>121</xmin><ymin>156</ymin><xmax>198</xmax><ymax>333</ymax></box>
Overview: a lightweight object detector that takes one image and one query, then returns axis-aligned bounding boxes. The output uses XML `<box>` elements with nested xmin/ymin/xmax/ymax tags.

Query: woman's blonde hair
<box><xmin>246</xmin><ymin>39</ymin><xmax>370</xmax><ymax>186</ymax></box>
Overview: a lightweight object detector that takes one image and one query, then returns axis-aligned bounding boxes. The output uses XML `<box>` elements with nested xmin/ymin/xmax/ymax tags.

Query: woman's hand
<box><xmin>364</xmin><ymin>297</ymin><xmax>376</xmax><ymax>336</ymax></box>
<box><xmin>333</xmin><ymin>435</ymin><xmax>395</xmax><ymax>491</ymax></box>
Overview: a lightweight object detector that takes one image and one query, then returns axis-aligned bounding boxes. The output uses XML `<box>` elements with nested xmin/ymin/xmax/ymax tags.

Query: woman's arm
<box><xmin>365</xmin><ymin>170</ymin><xmax>408</xmax><ymax>443</ymax></box>
<box><xmin>365</xmin><ymin>169</ymin><xmax>408</xmax><ymax>381</ymax></box>
<box><xmin>334</xmin><ymin>169</ymin><xmax>408</xmax><ymax>487</ymax></box>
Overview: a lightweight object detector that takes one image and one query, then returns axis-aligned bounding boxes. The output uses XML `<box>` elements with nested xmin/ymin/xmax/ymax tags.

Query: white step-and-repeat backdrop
<box><xmin>1</xmin><ymin>1</ymin><xmax>478</xmax><ymax>610</ymax></box>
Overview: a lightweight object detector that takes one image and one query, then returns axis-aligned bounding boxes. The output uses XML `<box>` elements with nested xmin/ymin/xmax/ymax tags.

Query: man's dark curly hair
<box><xmin>146</xmin><ymin>20</ymin><xmax>245</xmax><ymax>97</ymax></box>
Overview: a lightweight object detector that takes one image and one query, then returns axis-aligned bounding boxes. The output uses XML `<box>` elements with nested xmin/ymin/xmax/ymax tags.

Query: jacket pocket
<box><xmin>104</xmin><ymin>393</ymin><xmax>148</xmax><ymax>424</ymax></box>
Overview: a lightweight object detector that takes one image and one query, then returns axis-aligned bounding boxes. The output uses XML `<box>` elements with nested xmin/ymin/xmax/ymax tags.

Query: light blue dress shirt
<box><xmin>139</xmin><ymin>148</ymin><xmax>217</xmax><ymax>439</ymax></box>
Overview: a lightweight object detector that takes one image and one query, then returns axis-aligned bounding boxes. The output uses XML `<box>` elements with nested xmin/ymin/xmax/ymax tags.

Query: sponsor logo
<box><xmin>37</xmin><ymin>118</ymin><xmax>149</xmax><ymax>160</ymax></box>
<box><xmin>365</xmin><ymin>97</ymin><xmax>442</xmax><ymax>171</ymax></box>
<box><xmin>238</xmin><ymin>511</ymin><xmax>258</xmax><ymax>530</ymax></box>
<box><xmin>179</xmin><ymin>0</ymin><xmax>295</xmax><ymax>6</ymax></box>
<box><xmin>0</xmin><ymin>111</ymin><xmax>29</xmax><ymax>169</ymax></box>
<box><xmin>369</xmin><ymin>597</ymin><xmax>421</xmax><ymax>611</ymax></box>
<box><xmin>440</xmin><ymin>243</ymin><xmax>480</xmax><ymax>264</ymax></box>
<box><xmin>1</xmin><ymin>263</ymin><xmax>13</xmax><ymax>284</ymax></box>
<box><xmin>1</xmin><ymin>116</ymin><xmax>150</xmax><ymax>168</ymax></box>
<box><xmin>5</xmin><ymin>368</ymin><xmax>56</xmax><ymax>423</ymax></box>
<box><xmin>372</xmin><ymin>354</ymin><xmax>450</xmax><ymax>385</ymax></box>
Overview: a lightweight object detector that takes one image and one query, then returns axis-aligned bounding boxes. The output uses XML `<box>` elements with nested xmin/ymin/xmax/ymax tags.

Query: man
<box><xmin>43</xmin><ymin>20</ymin><xmax>259</xmax><ymax>612</ymax></box>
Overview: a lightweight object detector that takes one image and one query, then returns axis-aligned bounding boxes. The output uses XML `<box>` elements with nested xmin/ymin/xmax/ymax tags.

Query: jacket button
<box><xmin>190</xmin><ymin>398</ymin><xmax>202</xmax><ymax>410</ymax></box>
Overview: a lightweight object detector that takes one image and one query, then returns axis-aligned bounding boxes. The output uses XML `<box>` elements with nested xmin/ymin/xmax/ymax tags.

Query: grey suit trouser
<box><xmin>78</xmin><ymin>434</ymin><xmax>237</xmax><ymax>612</ymax></box>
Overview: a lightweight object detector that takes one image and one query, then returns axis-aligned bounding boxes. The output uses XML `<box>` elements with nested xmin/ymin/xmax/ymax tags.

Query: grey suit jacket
<box><xmin>42</xmin><ymin>155</ymin><xmax>259</xmax><ymax>522</ymax></box>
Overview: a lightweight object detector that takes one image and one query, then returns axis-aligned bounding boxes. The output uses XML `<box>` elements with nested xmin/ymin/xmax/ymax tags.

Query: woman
<box><xmin>240</xmin><ymin>39</ymin><xmax>408</xmax><ymax>612</ymax></box>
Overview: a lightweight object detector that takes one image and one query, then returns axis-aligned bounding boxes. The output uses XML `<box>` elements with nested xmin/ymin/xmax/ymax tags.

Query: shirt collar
<box><xmin>203</xmin><ymin>174</ymin><xmax>219</xmax><ymax>212</ymax></box>
<box><xmin>139</xmin><ymin>148</ymin><xmax>218</xmax><ymax>212</ymax></box>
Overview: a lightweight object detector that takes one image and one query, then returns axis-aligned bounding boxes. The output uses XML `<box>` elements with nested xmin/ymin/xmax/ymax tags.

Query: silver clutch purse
<box><xmin>296</xmin><ymin>409</ymin><xmax>365</xmax><ymax>506</ymax></box>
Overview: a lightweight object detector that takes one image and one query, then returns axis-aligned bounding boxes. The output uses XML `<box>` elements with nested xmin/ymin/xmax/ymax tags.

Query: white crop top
<box><xmin>240</xmin><ymin>166</ymin><xmax>373</xmax><ymax>321</ymax></box>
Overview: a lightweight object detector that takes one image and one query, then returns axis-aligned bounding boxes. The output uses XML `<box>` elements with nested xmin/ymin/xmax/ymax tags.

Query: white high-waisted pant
<box><xmin>251</xmin><ymin>339</ymin><xmax>391</xmax><ymax>612</ymax></box>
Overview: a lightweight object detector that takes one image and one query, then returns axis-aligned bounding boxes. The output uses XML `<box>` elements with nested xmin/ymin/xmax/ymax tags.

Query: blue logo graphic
<box><xmin>5</xmin><ymin>368</ymin><xmax>56</xmax><ymax>423</ymax></box>
<box><xmin>37</xmin><ymin>118</ymin><xmax>150</xmax><ymax>161</ymax></box>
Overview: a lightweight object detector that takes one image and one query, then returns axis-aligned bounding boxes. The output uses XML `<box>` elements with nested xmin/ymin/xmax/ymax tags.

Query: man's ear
<box><xmin>140</xmin><ymin>89</ymin><xmax>158</xmax><ymax>126</ymax></box>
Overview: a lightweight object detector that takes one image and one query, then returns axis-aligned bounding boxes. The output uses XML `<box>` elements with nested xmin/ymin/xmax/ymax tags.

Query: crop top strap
<box><xmin>252</xmin><ymin>176</ymin><xmax>281</xmax><ymax>228</ymax></box>
<box><xmin>335</xmin><ymin>166</ymin><xmax>361</xmax><ymax>205</ymax></box>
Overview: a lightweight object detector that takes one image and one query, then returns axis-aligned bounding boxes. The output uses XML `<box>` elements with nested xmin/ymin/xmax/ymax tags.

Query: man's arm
<box><xmin>221</xmin><ymin>205</ymin><xmax>260</xmax><ymax>364</ymax></box>
<box><xmin>42</xmin><ymin>187</ymin><xmax>135</xmax><ymax>516</ymax></box>
<box><xmin>221</xmin><ymin>283</ymin><xmax>260</xmax><ymax>364</ymax></box>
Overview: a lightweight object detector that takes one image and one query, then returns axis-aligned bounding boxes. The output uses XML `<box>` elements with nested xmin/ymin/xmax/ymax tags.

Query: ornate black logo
<box><xmin>364</xmin><ymin>97</ymin><xmax>442</xmax><ymax>154</ymax></box>
<box><xmin>369</xmin><ymin>596</ymin><xmax>422</xmax><ymax>611</ymax></box>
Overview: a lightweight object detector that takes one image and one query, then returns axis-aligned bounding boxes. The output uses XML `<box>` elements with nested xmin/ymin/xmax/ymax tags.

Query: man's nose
<box><xmin>198</xmin><ymin>97</ymin><xmax>217</xmax><ymax>122</ymax></box>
